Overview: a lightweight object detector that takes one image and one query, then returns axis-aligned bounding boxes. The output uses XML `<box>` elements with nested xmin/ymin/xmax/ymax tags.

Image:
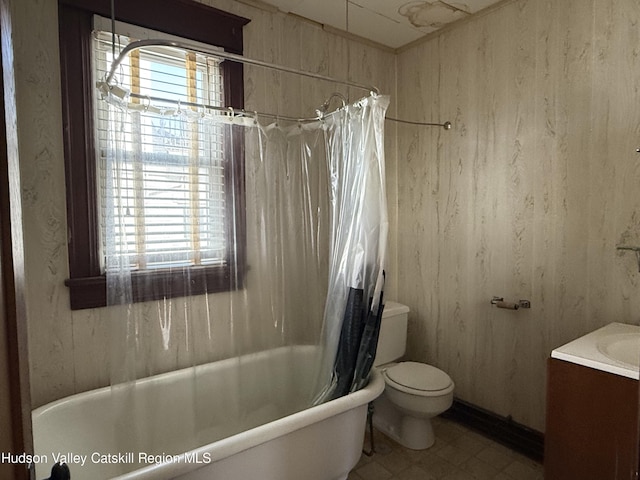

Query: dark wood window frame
<box><xmin>59</xmin><ymin>0</ymin><xmax>249</xmax><ymax>310</ymax></box>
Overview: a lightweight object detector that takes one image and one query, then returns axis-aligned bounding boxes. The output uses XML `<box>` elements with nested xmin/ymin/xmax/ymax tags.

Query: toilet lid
<box><xmin>385</xmin><ymin>362</ymin><xmax>452</xmax><ymax>392</ymax></box>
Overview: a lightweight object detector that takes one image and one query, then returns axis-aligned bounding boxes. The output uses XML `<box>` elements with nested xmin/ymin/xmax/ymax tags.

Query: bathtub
<box><xmin>32</xmin><ymin>345</ymin><xmax>384</xmax><ymax>480</ymax></box>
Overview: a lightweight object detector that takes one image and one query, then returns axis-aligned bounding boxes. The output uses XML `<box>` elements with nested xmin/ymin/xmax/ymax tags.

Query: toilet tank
<box><xmin>374</xmin><ymin>301</ymin><xmax>410</xmax><ymax>367</ymax></box>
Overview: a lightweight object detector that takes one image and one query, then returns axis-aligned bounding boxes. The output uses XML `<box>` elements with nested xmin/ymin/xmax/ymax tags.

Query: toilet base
<box><xmin>372</xmin><ymin>392</ymin><xmax>437</xmax><ymax>450</ymax></box>
<box><xmin>401</xmin><ymin>416</ymin><xmax>435</xmax><ymax>450</ymax></box>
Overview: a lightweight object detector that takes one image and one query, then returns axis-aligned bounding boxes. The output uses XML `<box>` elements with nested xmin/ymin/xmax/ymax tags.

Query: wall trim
<box><xmin>442</xmin><ymin>398</ymin><xmax>544</xmax><ymax>463</ymax></box>
<box><xmin>0</xmin><ymin>2</ymin><xmax>33</xmax><ymax>477</ymax></box>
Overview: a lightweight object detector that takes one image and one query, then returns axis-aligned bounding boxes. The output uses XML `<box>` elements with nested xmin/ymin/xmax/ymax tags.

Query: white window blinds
<box><xmin>93</xmin><ymin>29</ymin><xmax>229</xmax><ymax>271</ymax></box>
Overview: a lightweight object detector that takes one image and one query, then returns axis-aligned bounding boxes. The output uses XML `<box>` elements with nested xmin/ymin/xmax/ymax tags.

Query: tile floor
<box><xmin>348</xmin><ymin>417</ymin><xmax>544</xmax><ymax>480</ymax></box>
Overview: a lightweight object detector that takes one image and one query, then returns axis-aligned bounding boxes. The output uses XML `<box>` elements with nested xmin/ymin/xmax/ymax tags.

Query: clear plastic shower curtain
<box><xmin>100</xmin><ymin>90</ymin><xmax>389</xmax><ymax>461</ymax></box>
<box><xmin>317</xmin><ymin>94</ymin><xmax>390</xmax><ymax>401</ymax></box>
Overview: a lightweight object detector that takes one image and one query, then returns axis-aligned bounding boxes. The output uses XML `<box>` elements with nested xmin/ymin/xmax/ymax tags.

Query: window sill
<box><xmin>65</xmin><ymin>265</ymin><xmax>242</xmax><ymax>310</ymax></box>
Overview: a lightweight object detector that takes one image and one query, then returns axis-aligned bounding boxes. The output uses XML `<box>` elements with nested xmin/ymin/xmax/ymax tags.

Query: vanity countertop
<box><xmin>551</xmin><ymin>322</ymin><xmax>640</xmax><ymax>380</ymax></box>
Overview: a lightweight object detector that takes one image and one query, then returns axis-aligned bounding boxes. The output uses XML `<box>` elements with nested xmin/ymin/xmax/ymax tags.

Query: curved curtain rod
<box><xmin>98</xmin><ymin>89</ymin><xmax>342</xmax><ymax>124</ymax></box>
<box><xmin>104</xmin><ymin>39</ymin><xmax>379</xmax><ymax>95</ymax></box>
<box><xmin>386</xmin><ymin>118</ymin><xmax>452</xmax><ymax>130</ymax></box>
<box><xmin>102</xmin><ymin>38</ymin><xmax>451</xmax><ymax>129</ymax></box>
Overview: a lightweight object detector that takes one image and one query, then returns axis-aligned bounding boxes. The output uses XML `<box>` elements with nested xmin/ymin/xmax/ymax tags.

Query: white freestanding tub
<box><xmin>32</xmin><ymin>346</ymin><xmax>384</xmax><ymax>480</ymax></box>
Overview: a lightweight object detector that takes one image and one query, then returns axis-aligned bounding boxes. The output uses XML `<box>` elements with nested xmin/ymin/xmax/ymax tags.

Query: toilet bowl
<box><xmin>378</xmin><ymin>361</ymin><xmax>454</xmax><ymax>449</ymax></box>
<box><xmin>372</xmin><ymin>302</ymin><xmax>454</xmax><ymax>450</ymax></box>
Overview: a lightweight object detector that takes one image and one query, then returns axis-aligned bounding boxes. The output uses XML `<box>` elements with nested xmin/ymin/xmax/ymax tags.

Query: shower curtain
<box><xmin>100</xmin><ymin>87</ymin><xmax>389</xmax><ymax>450</ymax></box>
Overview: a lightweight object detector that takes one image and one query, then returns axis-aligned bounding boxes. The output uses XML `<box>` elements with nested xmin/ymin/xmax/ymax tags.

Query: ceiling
<box><xmin>259</xmin><ymin>0</ymin><xmax>504</xmax><ymax>49</ymax></box>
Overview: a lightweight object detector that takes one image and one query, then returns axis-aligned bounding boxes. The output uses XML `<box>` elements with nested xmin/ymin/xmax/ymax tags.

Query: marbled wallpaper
<box><xmin>396</xmin><ymin>0</ymin><xmax>640</xmax><ymax>431</ymax></box>
<box><xmin>6</xmin><ymin>0</ymin><xmax>396</xmax><ymax>408</ymax></box>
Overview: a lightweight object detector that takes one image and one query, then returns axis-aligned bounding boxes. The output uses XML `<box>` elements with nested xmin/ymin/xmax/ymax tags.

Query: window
<box><xmin>59</xmin><ymin>0</ymin><xmax>249</xmax><ymax>310</ymax></box>
<box><xmin>93</xmin><ymin>29</ymin><xmax>228</xmax><ymax>271</ymax></box>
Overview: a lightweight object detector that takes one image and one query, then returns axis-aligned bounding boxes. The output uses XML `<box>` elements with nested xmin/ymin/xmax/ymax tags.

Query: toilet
<box><xmin>372</xmin><ymin>301</ymin><xmax>454</xmax><ymax>450</ymax></box>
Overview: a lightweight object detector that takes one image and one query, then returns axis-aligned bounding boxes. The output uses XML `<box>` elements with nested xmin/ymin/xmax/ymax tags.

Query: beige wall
<box><xmin>8</xmin><ymin>0</ymin><xmax>396</xmax><ymax>408</ymax></box>
<box><xmin>396</xmin><ymin>0</ymin><xmax>640</xmax><ymax>431</ymax></box>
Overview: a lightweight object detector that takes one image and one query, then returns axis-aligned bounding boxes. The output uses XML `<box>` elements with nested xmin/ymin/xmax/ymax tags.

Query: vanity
<box><xmin>545</xmin><ymin>323</ymin><xmax>640</xmax><ymax>480</ymax></box>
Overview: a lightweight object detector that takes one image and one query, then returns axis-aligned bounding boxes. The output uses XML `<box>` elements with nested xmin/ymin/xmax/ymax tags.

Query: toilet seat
<box><xmin>383</xmin><ymin>361</ymin><xmax>454</xmax><ymax>397</ymax></box>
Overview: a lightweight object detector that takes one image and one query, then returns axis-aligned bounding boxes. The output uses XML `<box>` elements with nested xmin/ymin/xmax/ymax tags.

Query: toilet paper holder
<box><xmin>490</xmin><ymin>296</ymin><xmax>531</xmax><ymax>310</ymax></box>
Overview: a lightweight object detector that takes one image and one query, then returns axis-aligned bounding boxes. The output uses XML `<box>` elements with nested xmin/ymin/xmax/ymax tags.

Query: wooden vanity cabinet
<box><xmin>545</xmin><ymin>358</ymin><xmax>640</xmax><ymax>480</ymax></box>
